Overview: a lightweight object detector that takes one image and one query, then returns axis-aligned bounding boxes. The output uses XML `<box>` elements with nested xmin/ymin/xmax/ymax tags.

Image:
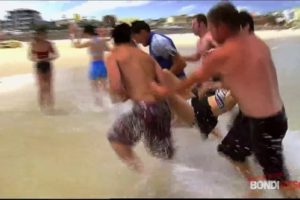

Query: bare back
<box><xmin>89</xmin><ymin>36</ymin><xmax>107</xmax><ymax>61</ymax></box>
<box><xmin>109</xmin><ymin>45</ymin><xmax>160</xmax><ymax>102</ymax></box>
<box><xmin>219</xmin><ymin>34</ymin><xmax>283</xmax><ymax>117</ymax></box>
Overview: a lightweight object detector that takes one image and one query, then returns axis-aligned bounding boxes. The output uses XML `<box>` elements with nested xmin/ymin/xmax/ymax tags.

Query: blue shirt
<box><xmin>148</xmin><ymin>32</ymin><xmax>185</xmax><ymax>78</ymax></box>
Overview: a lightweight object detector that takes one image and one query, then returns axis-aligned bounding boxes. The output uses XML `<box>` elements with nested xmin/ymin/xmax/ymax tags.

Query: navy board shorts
<box><xmin>218</xmin><ymin>108</ymin><xmax>290</xmax><ymax>182</ymax></box>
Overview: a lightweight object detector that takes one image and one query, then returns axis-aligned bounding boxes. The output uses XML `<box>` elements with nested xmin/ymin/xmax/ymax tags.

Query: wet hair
<box><xmin>194</xmin><ymin>14</ymin><xmax>207</xmax><ymax>26</ymax></box>
<box><xmin>207</xmin><ymin>2</ymin><xmax>240</xmax><ymax>32</ymax></box>
<box><xmin>111</xmin><ymin>23</ymin><xmax>131</xmax><ymax>44</ymax></box>
<box><xmin>131</xmin><ymin>20</ymin><xmax>151</xmax><ymax>34</ymax></box>
<box><xmin>83</xmin><ymin>24</ymin><xmax>98</xmax><ymax>36</ymax></box>
<box><xmin>239</xmin><ymin>11</ymin><xmax>254</xmax><ymax>32</ymax></box>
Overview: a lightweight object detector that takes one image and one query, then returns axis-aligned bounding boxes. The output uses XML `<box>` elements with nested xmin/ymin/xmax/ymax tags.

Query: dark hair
<box><xmin>194</xmin><ymin>14</ymin><xmax>207</xmax><ymax>26</ymax></box>
<box><xmin>83</xmin><ymin>24</ymin><xmax>98</xmax><ymax>36</ymax></box>
<box><xmin>239</xmin><ymin>11</ymin><xmax>254</xmax><ymax>32</ymax></box>
<box><xmin>207</xmin><ymin>2</ymin><xmax>240</xmax><ymax>32</ymax></box>
<box><xmin>131</xmin><ymin>20</ymin><xmax>150</xmax><ymax>34</ymax></box>
<box><xmin>111</xmin><ymin>23</ymin><xmax>131</xmax><ymax>44</ymax></box>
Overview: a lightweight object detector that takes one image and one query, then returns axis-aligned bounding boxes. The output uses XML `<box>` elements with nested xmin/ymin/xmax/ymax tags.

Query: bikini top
<box><xmin>89</xmin><ymin>37</ymin><xmax>102</xmax><ymax>57</ymax></box>
<box><xmin>32</xmin><ymin>43</ymin><xmax>54</xmax><ymax>59</ymax></box>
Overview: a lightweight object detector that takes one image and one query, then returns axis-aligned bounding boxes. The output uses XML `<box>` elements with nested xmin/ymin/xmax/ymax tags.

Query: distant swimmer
<box><xmin>106</xmin><ymin>23</ymin><xmax>174</xmax><ymax>173</ymax></box>
<box><xmin>69</xmin><ymin>23</ymin><xmax>110</xmax><ymax>106</ymax></box>
<box><xmin>28</xmin><ymin>26</ymin><xmax>59</xmax><ymax>113</ymax></box>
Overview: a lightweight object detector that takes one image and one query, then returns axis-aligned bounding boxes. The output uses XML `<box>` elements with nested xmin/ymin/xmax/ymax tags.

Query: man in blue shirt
<box><xmin>131</xmin><ymin>20</ymin><xmax>186</xmax><ymax>79</ymax></box>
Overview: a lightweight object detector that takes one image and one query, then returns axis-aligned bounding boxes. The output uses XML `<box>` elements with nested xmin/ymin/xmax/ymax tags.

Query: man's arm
<box><xmin>72</xmin><ymin>40</ymin><xmax>90</xmax><ymax>48</ymax></box>
<box><xmin>183</xmin><ymin>39</ymin><xmax>214</xmax><ymax>62</ymax></box>
<box><xmin>151</xmin><ymin>47</ymin><xmax>227</xmax><ymax>96</ymax></box>
<box><xmin>169</xmin><ymin>53</ymin><xmax>187</xmax><ymax>75</ymax></box>
<box><xmin>153</xmin><ymin>36</ymin><xmax>186</xmax><ymax>76</ymax></box>
<box><xmin>104</xmin><ymin>40</ymin><xmax>112</xmax><ymax>51</ymax></box>
<box><xmin>27</xmin><ymin>43</ymin><xmax>38</xmax><ymax>62</ymax></box>
<box><xmin>183</xmin><ymin>52</ymin><xmax>201</xmax><ymax>62</ymax></box>
<box><xmin>154</xmin><ymin>58</ymin><xmax>163</xmax><ymax>83</ymax></box>
<box><xmin>70</xmin><ymin>33</ymin><xmax>90</xmax><ymax>48</ymax></box>
<box><xmin>48</xmin><ymin>42</ymin><xmax>59</xmax><ymax>61</ymax></box>
<box><xmin>176</xmin><ymin>49</ymin><xmax>226</xmax><ymax>92</ymax></box>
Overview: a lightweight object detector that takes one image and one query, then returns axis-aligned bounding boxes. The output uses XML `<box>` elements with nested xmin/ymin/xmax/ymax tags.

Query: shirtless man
<box><xmin>158</xmin><ymin>11</ymin><xmax>256</xmax><ymax>140</ymax></box>
<box><xmin>183</xmin><ymin>14</ymin><xmax>221</xmax><ymax>96</ymax></box>
<box><xmin>131</xmin><ymin>20</ymin><xmax>189</xmax><ymax>126</ymax></box>
<box><xmin>183</xmin><ymin>14</ymin><xmax>217</xmax><ymax>63</ymax></box>
<box><xmin>152</xmin><ymin>2</ymin><xmax>298</xmax><ymax>198</ymax></box>
<box><xmin>174</xmin><ymin>14</ymin><xmax>228</xmax><ymax>138</ymax></box>
<box><xmin>106</xmin><ymin>23</ymin><xmax>174</xmax><ymax>173</ymax></box>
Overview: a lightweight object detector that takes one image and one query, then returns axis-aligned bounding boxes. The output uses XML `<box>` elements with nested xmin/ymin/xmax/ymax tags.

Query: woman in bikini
<box><xmin>69</xmin><ymin>23</ymin><xmax>110</xmax><ymax>105</ymax></box>
<box><xmin>28</xmin><ymin>26</ymin><xmax>59</xmax><ymax>112</ymax></box>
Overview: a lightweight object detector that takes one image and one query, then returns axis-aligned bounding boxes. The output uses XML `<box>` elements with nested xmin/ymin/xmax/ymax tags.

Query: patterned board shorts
<box><xmin>107</xmin><ymin>100</ymin><xmax>174</xmax><ymax>159</ymax></box>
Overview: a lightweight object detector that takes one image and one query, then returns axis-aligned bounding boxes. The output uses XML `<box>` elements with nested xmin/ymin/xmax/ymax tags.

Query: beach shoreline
<box><xmin>1</xmin><ymin>29</ymin><xmax>300</xmax><ymax>78</ymax></box>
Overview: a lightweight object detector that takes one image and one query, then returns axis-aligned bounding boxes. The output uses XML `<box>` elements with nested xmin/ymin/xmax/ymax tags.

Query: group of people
<box><xmin>27</xmin><ymin>2</ymin><xmax>298</xmax><ymax>197</ymax></box>
<box><xmin>28</xmin><ymin>23</ymin><xmax>110</xmax><ymax>112</ymax></box>
<box><xmin>106</xmin><ymin>3</ymin><xmax>298</xmax><ymax>198</ymax></box>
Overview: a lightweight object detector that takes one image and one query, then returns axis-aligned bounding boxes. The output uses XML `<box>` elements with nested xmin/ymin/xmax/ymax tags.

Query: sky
<box><xmin>1</xmin><ymin>0</ymin><xmax>300</xmax><ymax>21</ymax></box>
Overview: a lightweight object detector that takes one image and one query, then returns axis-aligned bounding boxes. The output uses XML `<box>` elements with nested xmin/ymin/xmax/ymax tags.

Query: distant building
<box><xmin>253</xmin><ymin>15</ymin><xmax>277</xmax><ymax>26</ymax></box>
<box><xmin>280</xmin><ymin>8</ymin><xmax>300</xmax><ymax>24</ymax></box>
<box><xmin>294</xmin><ymin>8</ymin><xmax>300</xmax><ymax>20</ymax></box>
<box><xmin>186</xmin><ymin>15</ymin><xmax>194</xmax><ymax>25</ymax></box>
<box><xmin>166</xmin><ymin>15</ymin><xmax>188</xmax><ymax>26</ymax></box>
<box><xmin>118</xmin><ymin>18</ymin><xmax>139</xmax><ymax>24</ymax></box>
<box><xmin>54</xmin><ymin>19</ymin><xmax>74</xmax><ymax>27</ymax></box>
<box><xmin>282</xmin><ymin>9</ymin><xmax>294</xmax><ymax>23</ymax></box>
<box><xmin>1</xmin><ymin>9</ymin><xmax>43</xmax><ymax>31</ymax></box>
<box><xmin>146</xmin><ymin>18</ymin><xmax>166</xmax><ymax>27</ymax></box>
<box><xmin>0</xmin><ymin>20</ymin><xmax>4</xmax><ymax>29</ymax></box>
